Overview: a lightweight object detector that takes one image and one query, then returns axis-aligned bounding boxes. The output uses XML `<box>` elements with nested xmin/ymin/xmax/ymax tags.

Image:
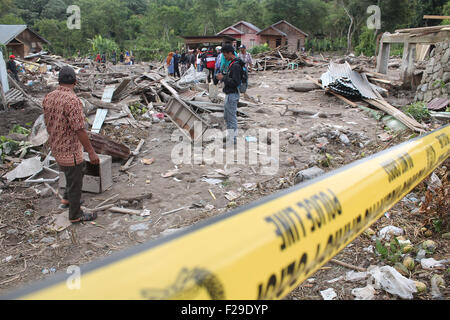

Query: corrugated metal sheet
<box><xmin>0</xmin><ymin>25</ymin><xmax>27</xmax><ymax>44</ymax></box>
<box><xmin>320</xmin><ymin>62</ymin><xmax>379</xmax><ymax>100</ymax></box>
<box><xmin>427</xmin><ymin>98</ymin><xmax>450</xmax><ymax>111</ymax></box>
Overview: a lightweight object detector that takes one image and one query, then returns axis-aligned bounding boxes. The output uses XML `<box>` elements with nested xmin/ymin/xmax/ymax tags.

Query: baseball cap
<box><xmin>58</xmin><ymin>66</ymin><xmax>77</xmax><ymax>84</ymax></box>
<box><xmin>216</xmin><ymin>46</ymin><xmax>222</xmax><ymax>50</ymax></box>
<box><xmin>9</xmin><ymin>55</ymin><xmax>15</xmax><ymax>59</ymax></box>
<box><xmin>239</xmin><ymin>45</ymin><xmax>246</xmax><ymax>49</ymax></box>
<box><xmin>202</xmin><ymin>48</ymin><xmax>207</xmax><ymax>52</ymax></box>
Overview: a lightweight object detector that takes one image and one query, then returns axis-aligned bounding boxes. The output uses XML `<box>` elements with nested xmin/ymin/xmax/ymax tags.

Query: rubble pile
<box><xmin>253</xmin><ymin>46</ymin><xmax>323</xmax><ymax>71</ymax></box>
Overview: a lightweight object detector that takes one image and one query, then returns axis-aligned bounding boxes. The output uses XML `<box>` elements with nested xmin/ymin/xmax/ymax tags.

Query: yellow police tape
<box><xmin>7</xmin><ymin>125</ymin><xmax>450</xmax><ymax>300</ymax></box>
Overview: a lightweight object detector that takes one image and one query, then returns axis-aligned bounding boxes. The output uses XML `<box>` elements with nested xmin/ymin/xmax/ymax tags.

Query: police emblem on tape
<box><xmin>141</xmin><ymin>268</ymin><xmax>225</xmax><ymax>300</ymax></box>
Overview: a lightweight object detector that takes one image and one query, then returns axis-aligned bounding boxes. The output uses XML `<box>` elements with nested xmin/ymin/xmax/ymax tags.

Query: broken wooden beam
<box><xmin>109</xmin><ymin>207</ymin><xmax>142</xmax><ymax>215</ymax></box>
<box><xmin>88</xmin><ymin>132</ymin><xmax>131</xmax><ymax>160</ymax></box>
<box><xmin>121</xmin><ymin>139</ymin><xmax>145</xmax><ymax>171</ymax></box>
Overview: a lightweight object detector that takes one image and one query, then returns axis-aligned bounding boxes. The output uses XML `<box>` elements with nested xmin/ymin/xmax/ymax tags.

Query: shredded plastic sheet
<box><xmin>178</xmin><ymin>65</ymin><xmax>207</xmax><ymax>86</ymax></box>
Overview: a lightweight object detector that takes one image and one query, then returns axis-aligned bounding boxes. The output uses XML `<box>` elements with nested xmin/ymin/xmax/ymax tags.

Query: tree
<box><xmin>41</xmin><ymin>0</ymin><xmax>67</xmax><ymax>20</ymax></box>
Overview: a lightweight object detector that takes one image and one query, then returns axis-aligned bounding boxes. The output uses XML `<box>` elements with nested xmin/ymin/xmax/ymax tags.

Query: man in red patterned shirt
<box><xmin>43</xmin><ymin>66</ymin><xmax>99</xmax><ymax>223</ymax></box>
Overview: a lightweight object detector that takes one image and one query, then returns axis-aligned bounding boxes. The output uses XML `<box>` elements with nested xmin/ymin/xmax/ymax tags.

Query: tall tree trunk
<box><xmin>343</xmin><ymin>7</ymin><xmax>354</xmax><ymax>54</ymax></box>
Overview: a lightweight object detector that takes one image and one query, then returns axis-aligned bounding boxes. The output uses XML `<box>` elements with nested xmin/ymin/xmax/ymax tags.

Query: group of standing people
<box><xmin>165</xmin><ymin>44</ymin><xmax>253</xmax><ymax>145</ymax></box>
<box><xmin>166</xmin><ymin>44</ymin><xmax>253</xmax><ymax>88</ymax></box>
<box><xmin>95</xmin><ymin>51</ymin><xmax>134</xmax><ymax>65</ymax></box>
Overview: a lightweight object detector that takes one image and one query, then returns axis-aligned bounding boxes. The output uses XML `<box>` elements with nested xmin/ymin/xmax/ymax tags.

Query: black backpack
<box><xmin>227</xmin><ymin>58</ymin><xmax>248</xmax><ymax>85</ymax></box>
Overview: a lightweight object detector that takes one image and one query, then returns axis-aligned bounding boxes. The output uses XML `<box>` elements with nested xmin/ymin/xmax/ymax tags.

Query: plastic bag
<box><xmin>28</xmin><ymin>114</ymin><xmax>49</xmax><ymax>147</ymax></box>
<box><xmin>352</xmin><ymin>285</ymin><xmax>375</xmax><ymax>300</ymax></box>
<box><xmin>367</xmin><ymin>266</ymin><xmax>417</xmax><ymax>300</ymax></box>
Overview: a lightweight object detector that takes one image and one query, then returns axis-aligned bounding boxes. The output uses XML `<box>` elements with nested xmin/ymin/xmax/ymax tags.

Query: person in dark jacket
<box><xmin>173</xmin><ymin>49</ymin><xmax>181</xmax><ymax>78</ymax></box>
<box><xmin>216</xmin><ymin>44</ymin><xmax>244</xmax><ymax>145</ymax></box>
<box><xmin>6</xmin><ymin>55</ymin><xmax>19</xmax><ymax>81</ymax></box>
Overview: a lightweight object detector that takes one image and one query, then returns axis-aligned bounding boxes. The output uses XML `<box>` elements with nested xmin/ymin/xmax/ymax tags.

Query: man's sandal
<box><xmin>70</xmin><ymin>211</ymin><xmax>97</xmax><ymax>224</ymax></box>
<box><xmin>60</xmin><ymin>200</ymin><xmax>84</xmax><ymax>210</ymax></box>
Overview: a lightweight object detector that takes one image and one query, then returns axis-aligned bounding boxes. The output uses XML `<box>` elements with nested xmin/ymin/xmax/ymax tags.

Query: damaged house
<box><xmin>0</xmin><ymin>25</ymin><xmax>49</xmax><ymax>58</ymax></box>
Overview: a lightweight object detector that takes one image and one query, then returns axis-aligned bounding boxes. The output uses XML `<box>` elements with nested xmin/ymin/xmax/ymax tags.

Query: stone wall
<box><xmin>415</xmin><ymin>41</ymin><xmax>450</xmax><ymax>103</ymax></box>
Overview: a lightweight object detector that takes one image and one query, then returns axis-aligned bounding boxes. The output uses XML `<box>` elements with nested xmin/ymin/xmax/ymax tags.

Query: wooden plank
<box><xmin>7</xmin><ymin>74</ymin><xmax>41</xmax><ymax>110</ymax></box>
<box><xmin>423</xmin><ymin>15</ymin><xmax>450</xmax><ymax>20</ymax></box>
<box><xmin>91</xmin><ymin>108</ymin><xmax>108</xmax><ymax>134</ymax></box>
<box><xmin>395</xmin><ymin>24</ymin><xmax>449</xmax><ymax>33</ymax></box>
<box><xmin>381</xmin><ymin>31</ymin><xmax>449</xmax><ymax>44</ymax></box>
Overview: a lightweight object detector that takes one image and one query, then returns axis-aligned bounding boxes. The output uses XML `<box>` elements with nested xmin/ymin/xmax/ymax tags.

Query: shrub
<box><xmin>402</xmin><ymin>101</ymin><xmax>431</xmax><ymax>123</ymax></box>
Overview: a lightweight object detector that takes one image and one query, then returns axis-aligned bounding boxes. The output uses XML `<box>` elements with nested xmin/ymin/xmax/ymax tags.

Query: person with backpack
<box><xmin>205</xmin><ymin>47</ymin><xmax>217</xmax><ymax>84</ymax></box>
<box><xmin>238</xmin><ymin>45</ymin><xmax>252</xmax><ymax>94</ymax></box>
<box><xmin>216</xmin><ymin>44</ymin><xmax>246</xmax><ymax>145</ymax></box>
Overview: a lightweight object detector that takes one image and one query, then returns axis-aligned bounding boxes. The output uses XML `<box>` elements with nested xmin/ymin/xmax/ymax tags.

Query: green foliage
<box><xmin>10</xmin><ymin>125</ymin><xmax>31</xmax><ymax>136</ymax></box>
<box><xmin>0</xmin><ymin>136</ymin><xmax>20</xmax><ymax>158</ymax></box>
<box><xmin>249</xmin><ymin>43</ymin><xmax>270</xmax><ymax>55</ymax></box>
<box><xmin>305</xmin><ymin>38</ymin><xmax>347</xmax><ymax>52</ymax></box>
<box><xmin>375</xmin><ymin>238</ymin><xmax>404</xmax><ymax>265</ymax></box>
<box><xmin>88</xmin><ymin>35</ymin><xmax>119</xmax><ymax>56</ymax></box>
<box><xmin>432</xmin><ymin>218</ymin><xmax>443</xmax><ymax>233</ymax></box>
<box><xmin>2</xmin><ymin>0</ymin><xmax>446</xmax><ymax>62</ymax></box>
<box><xmin>433</xmin><ymin>80</ymin><xmax>446</xmax><ymax>89</ymax></box>
<box><xmin>402</xmin><ymin>102</ymin><xmax>431</xmax><ymax>122</ymax></box>
<box><xmin>442</xmin><ymin>1</ymin><xmax>450</xmax><ymax>25</ymax></box>
<box><xmin>355</xmin><ymin>27</ymin><xmax>377</xmax><ymax>57</ymax></box>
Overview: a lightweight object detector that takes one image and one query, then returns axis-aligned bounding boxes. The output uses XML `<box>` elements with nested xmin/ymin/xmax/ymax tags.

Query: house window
<box><xmin>31</xmin><ymin>42</ymin><xmax>37</xmax><ymax>48</ymax></box>
<box><xmin>250</xmin><ymin>39</ymin><xmax>255</xmax><ymax>48</ymax></box>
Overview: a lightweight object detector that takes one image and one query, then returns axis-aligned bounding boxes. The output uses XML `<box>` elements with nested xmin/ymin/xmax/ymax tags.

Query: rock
<box><xmin>303</xmin><ymin>132</ymin><xmax>316</xmax><ymax>141</ymax></box>
<box><xmin>402</xmin><ymin>245</ymin><xmax>414</xmax><ymax>254</ymax></box>
<box><xmin>394</xmin><ymin>262</ymin><xmax>410</xmax><ymax>276</ymax></box>
<box><xmin>422</xmin><ymin>240</ymin><xmax>437</xmax><ymax>252</ymax></box>
<box><xmin>403</xmin><ymin>257</ymin><xmax>415</xmax><ymax>271</ymax></box>
<box><xmin>416</xmin><ymin>249</ymin><xmax>427</xmax><ymax>261</ymax></box>
<box><xmin>441</xmin><ymin>232</ymin><xmax>450</xmax><ymax>240</ymax></box>
<box><xmin>294</xmin><ymin>166</ymin><xmax>325</xmax><ymax>184</ymax></box>
<box><xmin>414</xmin><ymin>281</ymin><xmax>427</xmax><ymax>293</ymax></box>
<box><xmin>288</xmin><ymin>137</ymin><xmax>298</xmax><ymax>144</ymax></box>
<box><xmin>40</xmin><ymin>236</ymin><xmax>56</xmax><ymax>244</ymax></box>
<box><xmin>424</xmin><ymin>230</ymin><xmax>433</xmax><ymax>237</ymax></box>
<box><xmin>441</xmin><ymin>50</ymin><xmax>450</xmax><ymax>64</ymax></box>
<box><xmin>129</xmin><ymin>223</ymin><xmax>149</xmax><ymax>233</ymax></box>
<box><xmin>339</xmin><ymin>134</ymin><xmax>350</xmax><ymax>145</ymax></box>
<box><xmin>288</xmin><ymin>81</ymin><xmax>319</xmax><ymax>92</ymax></box>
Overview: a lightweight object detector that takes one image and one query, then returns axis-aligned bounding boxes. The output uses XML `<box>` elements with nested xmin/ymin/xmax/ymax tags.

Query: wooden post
<box><xmin>401</xmin><ymin>42</ymin><xmax>416</xmax><ymax>89</ymax></box>
<box><xmin>376</xmin><ymin>39</ymin><xmax>390</xmax><ymax>74</ymax></box>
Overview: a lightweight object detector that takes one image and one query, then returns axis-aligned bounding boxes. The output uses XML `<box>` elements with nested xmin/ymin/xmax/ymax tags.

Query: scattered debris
<box><xmin>320</xmin><ymin>288</ymin><xmax>338</xmax><ymax>300</ymax></box>
<box><xmin>367</xmin><ymin>265</ymin><xmax>417</xmax><ymax>300</ymax></box>
<box><xmin>378</xmin><ymin>225</ymin><xmax>404</xmax><ymax>241</ymax></box>
<box><xmin>352</xmin><ymin>285</ymin><xmax>376</xmax><ymax>300</ymax></box>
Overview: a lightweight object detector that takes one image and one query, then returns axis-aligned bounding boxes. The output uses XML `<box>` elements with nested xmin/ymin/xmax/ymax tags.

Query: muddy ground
<box><xmin>0</xmin><ymin>59</ymin><xmax>448</xmax><ymax>299</ymax></box>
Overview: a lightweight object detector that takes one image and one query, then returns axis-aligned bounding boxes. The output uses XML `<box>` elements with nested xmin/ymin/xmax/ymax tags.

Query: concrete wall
<box><xmin>415</xmin><ymin>41</ymin><xmax>450</xmax><ymax>103</ymax></box>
